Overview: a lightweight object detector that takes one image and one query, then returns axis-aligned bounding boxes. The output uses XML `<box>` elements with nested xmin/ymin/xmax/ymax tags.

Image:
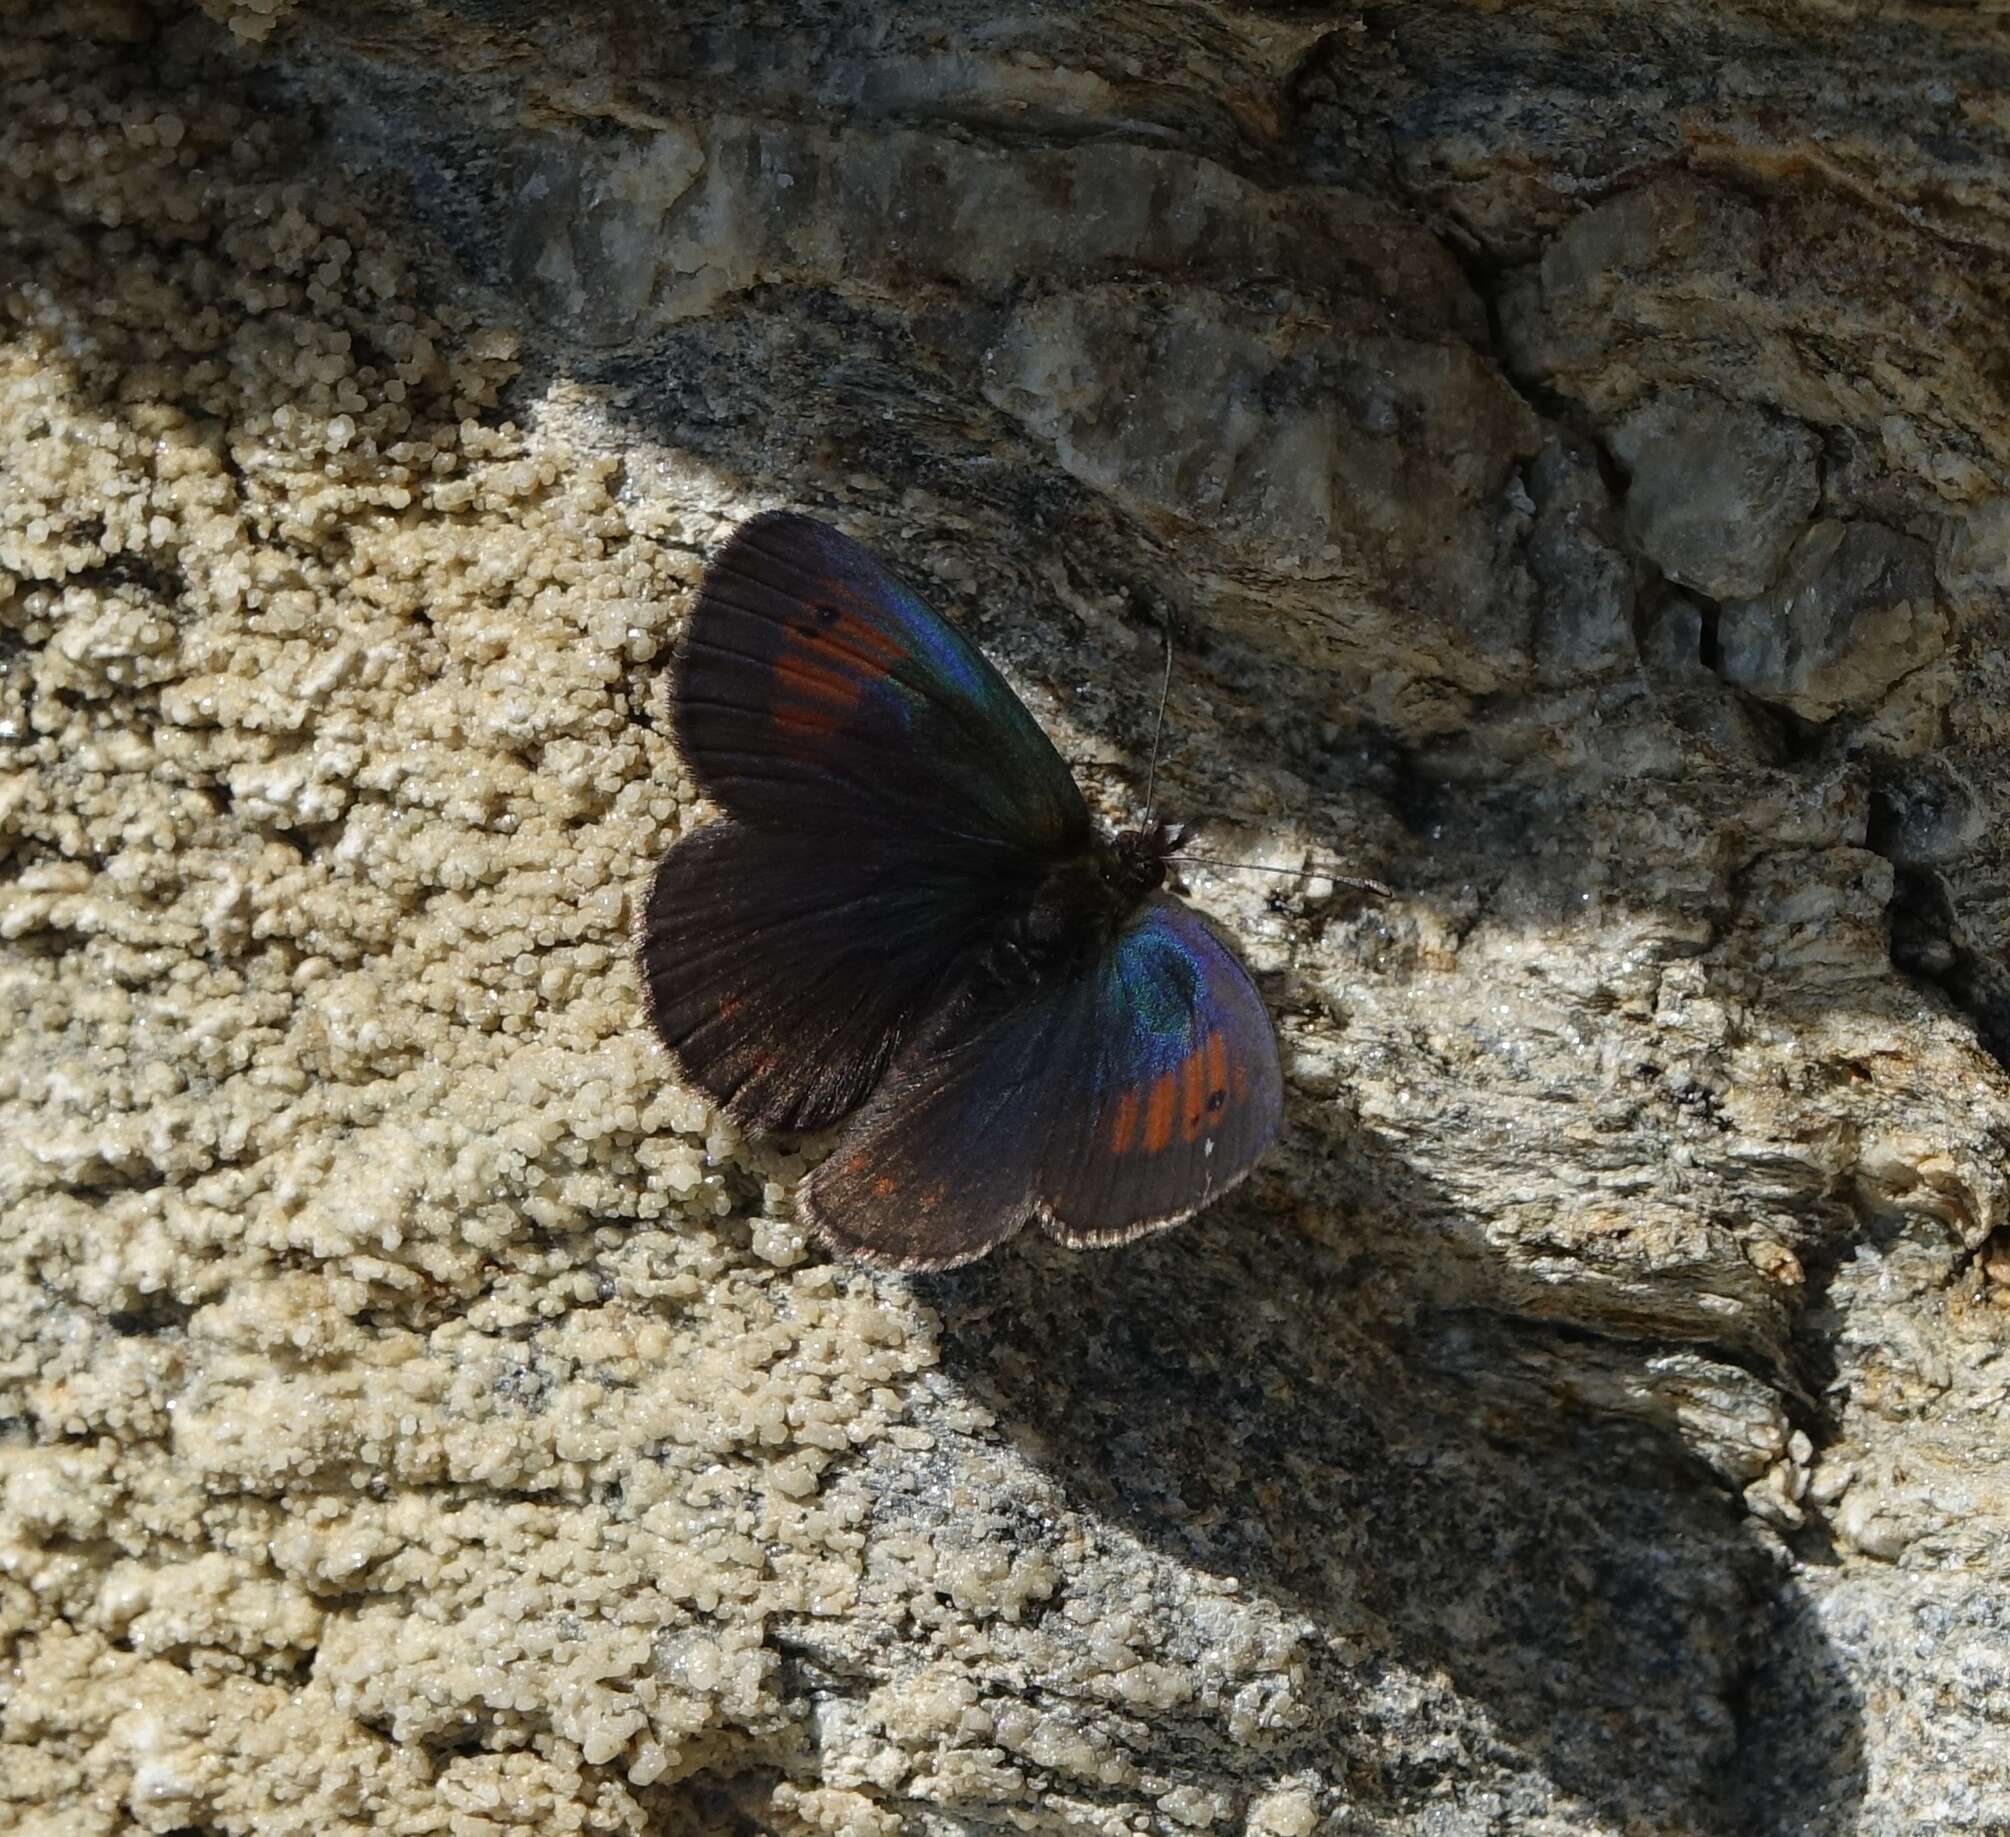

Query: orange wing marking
<box><xmin>1180</xmin><ymin>1039</ymin><xmax>1210</xmax><ymax>1142</ymax></box>
<box><xmin>1142</xmin><ymin>1070</ymin><xmax>1178</xmax><ymax>1154</ymax></box>
<box><xmin>1204</xmin><ymin>1031</ymin><xmax>1229</xmax><ymax>1122</ymax></box>
<box><xmin>771</xmin><ymin>600</ymin><xmax>908</xmax><ymax>739</ymax></box>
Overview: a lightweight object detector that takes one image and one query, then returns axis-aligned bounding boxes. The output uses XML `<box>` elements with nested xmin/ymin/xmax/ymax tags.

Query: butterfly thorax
<box><xmin>977</xmin><ymin>822</ymin><xmax>1180</xmax><ymax>996</ymax></box>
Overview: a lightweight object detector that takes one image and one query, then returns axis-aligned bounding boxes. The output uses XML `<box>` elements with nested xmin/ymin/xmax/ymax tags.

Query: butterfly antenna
<box><xmin>1169</xmin><ymin>855</ymin><xmax>1395</xmax><ymax>899</ymax></box>
<box><xmin>1142</xmin><ymin>623</ymin><xmax>1175</xmax><ymax>826</ymax></box>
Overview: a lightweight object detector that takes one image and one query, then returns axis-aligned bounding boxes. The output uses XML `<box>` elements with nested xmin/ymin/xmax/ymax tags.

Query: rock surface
<box><xmin>4</xmin><ymin>3</ymin><xmax>2009</xmax><ymax>1834</ymax></box>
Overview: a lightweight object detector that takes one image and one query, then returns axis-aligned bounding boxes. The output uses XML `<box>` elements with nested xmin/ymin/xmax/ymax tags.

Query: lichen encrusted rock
<box><xmin>5</xmin><ymin>4</ymin><xmax>2010</xmax><ymax>1835</ymax></box>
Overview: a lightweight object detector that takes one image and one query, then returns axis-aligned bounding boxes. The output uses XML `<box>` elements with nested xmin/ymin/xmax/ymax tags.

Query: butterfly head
<box><xmin>1102</xmin><ymin>819</ymin><xmax>1187</xmax><ymax>905</ymax></box>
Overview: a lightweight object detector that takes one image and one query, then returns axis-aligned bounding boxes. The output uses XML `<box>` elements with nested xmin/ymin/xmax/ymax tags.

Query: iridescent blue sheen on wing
<box><xmin>1040</xmin><ymin>895</ymin><xmax>1282</xmax><ymax>1245</ymax></box>
<box><xmin>672</xmin><ymin>512</ymin><xmax>1088</xmax><ymax>856</ymax></box>
<box><xmin>798</xmin><ymin>895</ymin><xmax>1282</xmax><ymax>1268</ymax></box>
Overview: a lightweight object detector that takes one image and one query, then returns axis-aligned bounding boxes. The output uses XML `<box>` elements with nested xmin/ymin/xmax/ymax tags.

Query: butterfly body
<box><xmin>976</xmin><ymin>822</ymin><xmax>1178</xmax><ymax>990</ymax></box>
<box><xmin>640</xmin><ymin>512</ymin><xmax>1282</xmax><ymax>1269</ymax></box>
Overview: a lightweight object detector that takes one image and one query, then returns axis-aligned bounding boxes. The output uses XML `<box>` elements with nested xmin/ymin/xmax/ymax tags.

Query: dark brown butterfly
<box><xmin>638</xmin><ymin>512</ymin><xmax>1282</xmax><ymax>1269</ymax></box>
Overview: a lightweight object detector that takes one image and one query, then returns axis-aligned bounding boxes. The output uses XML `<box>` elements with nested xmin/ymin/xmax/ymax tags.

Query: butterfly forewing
<box><xmin>673</xmin><ymin>511</ymin><xmax>1089</xmax><ymax>853</ymax></box>
<box><xmin>645</xmin><ymin>512</ymin><xmax>1091</xmax><ymax>1133</ymax></box>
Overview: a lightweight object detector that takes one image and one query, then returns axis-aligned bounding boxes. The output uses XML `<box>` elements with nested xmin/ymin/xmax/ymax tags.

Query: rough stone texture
<box><xmin>1610</xmin><ymin>390</ymin><xmax>1821</xmax><ymax>603</ymax></box>
<box><xmin>1719</xmin><ymin>518</ymin><xmax>1945</xmax><ymax>721</ymax></box>
<box><xmin>4</xmin><ymin>4</ymin><xmax>2010</xmax><ymax>1835</ymax></box>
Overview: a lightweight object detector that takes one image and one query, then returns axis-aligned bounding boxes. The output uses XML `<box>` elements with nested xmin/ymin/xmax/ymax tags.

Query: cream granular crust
<box><xmin>0</xmin><ymin>13</ymin><xmax>988</xmax><ymax>1830</ymax></box>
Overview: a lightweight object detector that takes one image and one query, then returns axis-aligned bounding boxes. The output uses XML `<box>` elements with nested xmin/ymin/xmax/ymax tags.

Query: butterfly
<box><xmin>638</xmin><ymin>511</ymin><xmax>1283</xmax><ymax>1269</ymax></box>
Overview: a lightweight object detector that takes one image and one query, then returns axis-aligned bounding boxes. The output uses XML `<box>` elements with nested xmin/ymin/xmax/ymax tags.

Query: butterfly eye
<box><xmin>811</xmin><ymin>603</ymin><xmax>841</xmax><ymax>628</ymax></box>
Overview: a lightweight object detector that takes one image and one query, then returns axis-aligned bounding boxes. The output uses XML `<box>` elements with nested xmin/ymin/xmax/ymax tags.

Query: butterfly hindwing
<box><xmin>1035</xmin><ymin>895</ymin><xmax>1283</xmax><ymax>1246</ymax></box>
<box><xmin>798</xmin><ymin>895</ymin><xmax>1282</xmax><ymax>1268</ymax></box>
<box><xmin>640</xmin><ymin>821</ymin><xmax>1007</xmax><ymax>1133</ymax></box>
<box><xmin>791</xmin><ymin>980</ymin><xmax>1061</xmax><ymax>1270</ymax></box>
<box><xmin>796</xmin><ymin>992</ymin><xmax>1062</xmax><ymax>1269</ymax></box>
<box><xmin>673</xmin><ymin>511</ymin><xmax>1089</xmax><ymax>854</ymax></box>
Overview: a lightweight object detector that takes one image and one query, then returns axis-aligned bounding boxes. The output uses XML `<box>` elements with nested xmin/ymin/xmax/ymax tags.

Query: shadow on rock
<box><xmin>916</xmin><ymin>1135</ymin><xmax>1867</xmax><ymax>1836</ymax></box>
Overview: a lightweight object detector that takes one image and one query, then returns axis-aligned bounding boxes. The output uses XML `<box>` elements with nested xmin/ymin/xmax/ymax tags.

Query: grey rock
<box><xmin>1524</xmin><ymin>436</ymin><xmax>1637</xmax><ymax>681</ymax></box>
<box><xmin>1720</xmin><ymin>519</ymin><xmax>1945</xmax><ymax>720</ymax></box>
<box><xmin>980</xmin><ymin>286</ymin><xmax>1540</xmax><ymax>645</ymax></box>
<box><xmin>1611</xmin><ymin>390</ymin><xmax>1822</xmax><ymax>600</ymax></box>
<box><xmin>1869</xmin><ymin>767</ymin><xmax>1985</xmax><ymax>869</ymax></box>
